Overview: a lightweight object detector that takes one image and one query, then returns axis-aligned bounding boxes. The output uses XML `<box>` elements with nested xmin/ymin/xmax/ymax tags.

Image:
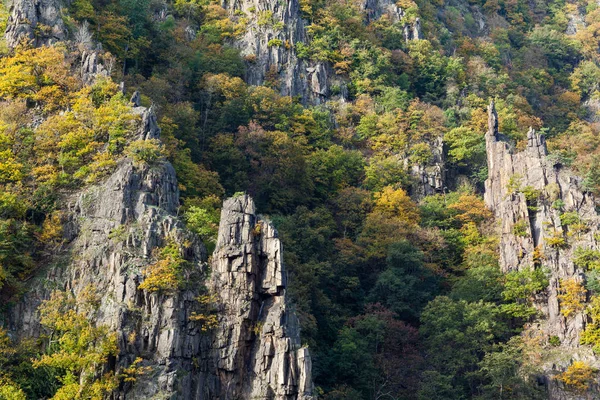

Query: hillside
<box><xmin>2</xmin><ymin>0</ymin><xmax>600</xmax><ymax>399</ymax></box>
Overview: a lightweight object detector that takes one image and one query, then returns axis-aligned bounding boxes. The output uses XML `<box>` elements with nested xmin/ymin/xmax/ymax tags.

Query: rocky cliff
<box><xmin>220</xmin><ymin>0</ymin><xmax>315</xmax><ymax>102</ymax></box>
<box><xmin>9</xmin><ymin>106</ymin><xmax>210</xmax><ymax>398</ymax></box>
<box><xmin>4</xmin><ymin>0</ymin><xmax>66</xmax><ymax>47</ymax></box>
<box><xmin>7</xmin><ymin>108</ymin><xmax>313</xmax><ymax>399</ymax></box>
<box><xmin>484</xmin><ymin>101</ymin><xmax>600</xmax><ymax>397</ymax></box>
<box><xmin>221</xmin><ymin>0</ymin><xmax>420</xmax><ymax>104</ymax></box>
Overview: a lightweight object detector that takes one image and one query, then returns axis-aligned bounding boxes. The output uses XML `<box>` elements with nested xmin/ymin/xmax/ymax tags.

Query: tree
<box><xmin>34</xmin><ymin>289</ymin><xmax>119</xmax><ymax>399</ymax></box>
<box><xmin>369</xmin><ymin>241</ymin><xmax>438</xmax><ymax>322</ymax></box>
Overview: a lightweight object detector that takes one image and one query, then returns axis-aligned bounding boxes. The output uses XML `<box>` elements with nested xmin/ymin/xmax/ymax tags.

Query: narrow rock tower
<box><xmin>210</xmin><ymin>194</ymin><xmax>313</xmax><ymax>399</ymax></box>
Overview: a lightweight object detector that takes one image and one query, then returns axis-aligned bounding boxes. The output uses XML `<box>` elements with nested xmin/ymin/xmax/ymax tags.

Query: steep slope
<box><xmin>485</xmin><ymin>101</ymin><xmax>600</xmax><ymax>397</ymax></box>
<box><xmin>9</xmin><ymin>107</ymin><xmax>211</xmax><ymax>398</ymax></box>
<box><xmin>221</xmin><ymin>0</ymin><xmax>420</xmax><ymax>104</ymax></box>
<box><xmin>2</xmin><ymin>3</ymin><xmax>315</xmax><ymax>398</ymax></box>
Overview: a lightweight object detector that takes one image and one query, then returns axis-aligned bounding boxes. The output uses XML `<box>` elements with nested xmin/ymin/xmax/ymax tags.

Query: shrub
<box><xmin>267</xmin><ymin>39</ymin><xmax>283</xmax><ymax>47</ymax></box>
<box><xmin>139</xmin><ymin>242</ymin><xmax>188</xmax><ymax>293</ymax></box>
<box><xmin>124</xmin><ymin>139</ymin><xmax>165</xmax><ymax>164</ymax></box>
<box><xmin>512</xmin><ymin>219</ymin><xmax>529</xmax><ymax>237</ymax></box>
<box><xmin>581</xmin><ymin>295</ymin><xmax>600</xmax><ymax>353</ymax></box>
<box><xmin>574</xmin><ymin>247</ymin><xmax>600</xmax><ymax>270</ymax></box>
<box><xmin>547</xmin><ymin>229</ymin><xmax>568</xmax><ymax>249</ymax></box>
<box><xmin>185</xmin><ymin>205</ymin><xmax>220</xmax><ymax>253</ymax></box>
<box><xmin>189</xmin><ymin>294</ymin><xmax>219</xmax><ymax>332</ymax></box>
<box><xmin>554</xmin><ymin>361</ymin><xmax>597</xmax><ymax>393</ymax></box>
<box><xmin>549</xmin><ymin>335</ymin><xmax>561</xmax><ymax>347</ymax></box>
<box><xmin>558</xmin><ymin>278</ymin><xmax>587</xmax><ymax>318</ymax></box>
<box><xmin>501</xmin><ymin>268</ymin><xmax>548</xmax><ymax>318</ymax></box>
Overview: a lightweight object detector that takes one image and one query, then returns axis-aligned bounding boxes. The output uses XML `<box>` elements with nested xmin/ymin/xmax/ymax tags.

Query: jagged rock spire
<box><xmin>210</xmin><ymin>194</ymin><xmax>314</xmax><ymax>399</ymax></box>
<box><xmin>487</xmin><ymin>100</ymin><xmax>499</xmax><ymax>138</ymax></box>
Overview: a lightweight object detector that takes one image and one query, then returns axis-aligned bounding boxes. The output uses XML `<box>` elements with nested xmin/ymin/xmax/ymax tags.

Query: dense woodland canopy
<box><xmin>3</xmin><ymin>0</ymin><xmax>600</xmax><ymax>398</ymax></box>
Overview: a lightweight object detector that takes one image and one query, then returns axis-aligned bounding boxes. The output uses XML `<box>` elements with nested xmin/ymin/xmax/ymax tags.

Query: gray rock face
<box><xmin>484</xmin><ymin>101</ymin><xmax>600</xmax><ymax>397</ymax></box>
<box><xmin>7</xmin><ymin>105</ymin><xmax>313</xmax><ymax>398</ymax></box>
<box><xmin>221</xmin><ymin>0</ymin><xmax>420</xmax><ymax>103</ymax></box>
<box><xmin>210</xmin><ymin>194</ymin><xmax>314</xmax><ymax>399</ymax></box>
<box><xmin>362</xmin><ymin>0</ymin><xmax>420</xmax><ymax>41</ymax></box>
<box><xmin>411</xmin><ymin>136</ymin><xmax>445</xmax><ymax>199</ymax></box>
<box><xmin>8</xmin><ymin>107</ymin><xmax>211</xmax><ymax>399</ymax></box>
<box><xmin>221</xmin><ymin>0</ymin><xmax>315</xmax><ymax>101</ymax></box>
<box><xmin>4</xmin><ymin>0</ymin><xmax>66</xmax><ymax>48</ymax></box>
<box><xmin>80</xmin><ymin>50</ymin><xmax>109</xmax><ymax>85</ymax></box>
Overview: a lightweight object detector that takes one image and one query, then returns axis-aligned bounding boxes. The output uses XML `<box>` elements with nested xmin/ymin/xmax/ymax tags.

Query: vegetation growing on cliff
<box><xmin>5</xmin><ymin>0</ymin><xmax>600</xmax><ymax>397</ymax></box>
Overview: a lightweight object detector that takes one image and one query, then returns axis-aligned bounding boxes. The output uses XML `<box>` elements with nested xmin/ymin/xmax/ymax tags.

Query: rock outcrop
<box><xmin>221</xmin><ymin>0</ymin><xmax>316</xmax><ymax>101</ymax></box>
<box><xmin>210</xmin><ymin>194</ymin><xmax>313</xmax><ymax>399</ymax></box>
<box><xmin>8</xmin><ymin>107</ymin><xmax>210</xmax><ymax>398</ymax></box>
<box><xmin>221</xmin><ymin>0</ymin><xmax>420</xmax><ymax>103</ymax></box>
<box><xmin>7</xmin><ymin>105</ymin><xmax>314</xmax><ymax>398</ymax></box>
<box><xmin>4</xmin><ymin>0</ymin><xmax>66</xmax><ymax>48</ymax></box>
<box><xmin>484</xmin><ymin>100</ymin><xmax>600</xmax><ymax>397</ymax></box>
<box><xmin>411</xmin><ymin>136</ymin><xmax>445</xmax><ymax>198</ymax></box>
<box><xmin>362</xmin><ymin>0</ymin><xmax>420</xmax><ymax>40</ymax></box>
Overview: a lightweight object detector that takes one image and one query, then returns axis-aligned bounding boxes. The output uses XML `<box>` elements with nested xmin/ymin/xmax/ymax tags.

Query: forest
<box><xmin>2</xmin><ymin>0</ymin><xmax>600</xmax><ymax>399</ymax></box>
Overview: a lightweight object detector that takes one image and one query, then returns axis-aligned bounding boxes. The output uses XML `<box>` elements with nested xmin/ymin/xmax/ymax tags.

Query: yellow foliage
<box><xmin>558</xmin><ymin>278</ymin><xmax>587</xmax><ymax>318</ymax></box>
<box><xmin>34</xmin><ymin>290</ymin><xmax>119</xmax><ymax>400</ymax></box>
<box><xmin>139</xmin><ymin>242</ymin><xmax>187</xmax><ymax>293</ymax></box>
<box><xmin>448</xmin><ymin>193</ymin><xmax>492</xmax><ymax>224</ymax></box>
<box><xmin>0</xmin><ymin>45</ymin><xmax>79</xmax><ymax>112</ymax></box>
<box><xmin>189</xmin><ymin>294</ymin><xmax>219</xmax><ymax>332</ymax></box>
<box><xmin>555</xmin><ymin>361</ymin><xmax>597</xmax><ymax>393</ymax></box>
<box><xmin>120</xmin><ymin>357</ymin><xmax>152</xmax><ymax>383</ymax></box>
<box><xmin>373</xmin><ymin>186</ymin><xmax>420</xmax><ymax>225</ymax></box>
<box><xmin>37</xmin><ymin>211</ymin><xmax>63</xmax><ymax>245</ymax></box>
<box><xmin>0</xmin><ymin>378</ymin><xmax>26</xmax><ymax>400</ymax></box>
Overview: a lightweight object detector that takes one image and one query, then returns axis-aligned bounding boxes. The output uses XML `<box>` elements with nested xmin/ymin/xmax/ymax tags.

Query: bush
<box><xmin>574</xmin><ymin>247</ymin><xmax>600</xmax><ymax>270</ymax></box>
<box><xmin>139</xmin><ymin>242</ymin><xmax>188</xmax><ymax>293</ymax></box>
<box><xmin>554</xmin><ymin>361</ymin><xmax>596</xmax><ymax>393</ymax></box>
<box><xmin>558</xmin><ymin>278</ymin><xmax>587</xmax><ymax>318</ymax></box>
<box><xmin>501</xmin><ymin>268</ymin><xmax>548</xmax><ymax>318</ymax></box>
<box><xmin>124</xmin><ymin>139</ymin><xmax>165</xmax><ymax>164</ymax></box>
<box><xmin>512</xmin><ymin>219</ymin><xmax>529</xmax><ymax>237</ymax></box>
<box><xmin>549</xmin><ymin>335</ymin><xmax>561</xmax><ymax>347</ymax></box>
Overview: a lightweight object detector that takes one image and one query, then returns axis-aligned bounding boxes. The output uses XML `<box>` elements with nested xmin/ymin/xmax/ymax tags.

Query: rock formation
<box><xmin>362</xmin><ymin>0</ymin><xmax>420</xmax><ymax>41</ymax></box>
<box><xmin>210</xmin><ymin>194</ymin><xmax>313</xmax><ymax>399</ymax></box>
<box><xmin>411</xmin><ymin>136</ymin><xmax>445</xmax><ymax>198</ymax></box>
<box><xmin>7</xmin><ymin>105</ymin><xmax>313</xmax><ymax>398</ymax></box>
<box><xmin>221</xmin><ymin>0</ymin><xmax>317</xmax><ymax>102</ymax></box>
<box><xmin>4</xmin><ymin>0</ymin><xmax>66</xmax><ymax>48</ymax></box>
<box><xmin>221</xmin><ymin>0</ymin><xmax>420</xmax><ymax>104</ymax></box>
<box><xmin>484</xmin><ymin>100</ymin><xmax>600</xmax><ymax>397</ymax></box>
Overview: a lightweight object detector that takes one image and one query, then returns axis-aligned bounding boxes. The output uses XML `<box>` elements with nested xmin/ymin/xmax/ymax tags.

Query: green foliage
<box><xmin>501</xmin><ymin>268</ymin><xmax>548</xmax><ymax>318</ymax></box>
<box><xmin>369</xmin><ymin>241</ymin><xmax>438</xmax><ymax>322</ymax></box>
<box><xmin>125</xmin><ymin>139</ymin><xmax>165</xmax><ymax>164</ymax></box>
<box><xmin>184</xmin><ymin>197</ymin><xmax>221</xmax><ymax>253</ymax></box>
<box><xmin>34</xmin><ymin>289</ymin><xmax>119</xmax><ymax>399</ymax></box>
<box><xmin>445</xmin><ymin>126</ymin><xmax>486</xmax><ymax>167</ymax></box>
<box><xmin>512</xmin><ymin>219</ymin><xmax>530</xmax><ymax>237</ymax></box>
<box><xmin>6</xmin><ymin>0</ymin><xmax>600</xmax><ymax>397</ymax></box>
<box><xmin>574</xmin><ymin>247</ymin><xmax>600</xmax><ymax>270</ymax></box>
